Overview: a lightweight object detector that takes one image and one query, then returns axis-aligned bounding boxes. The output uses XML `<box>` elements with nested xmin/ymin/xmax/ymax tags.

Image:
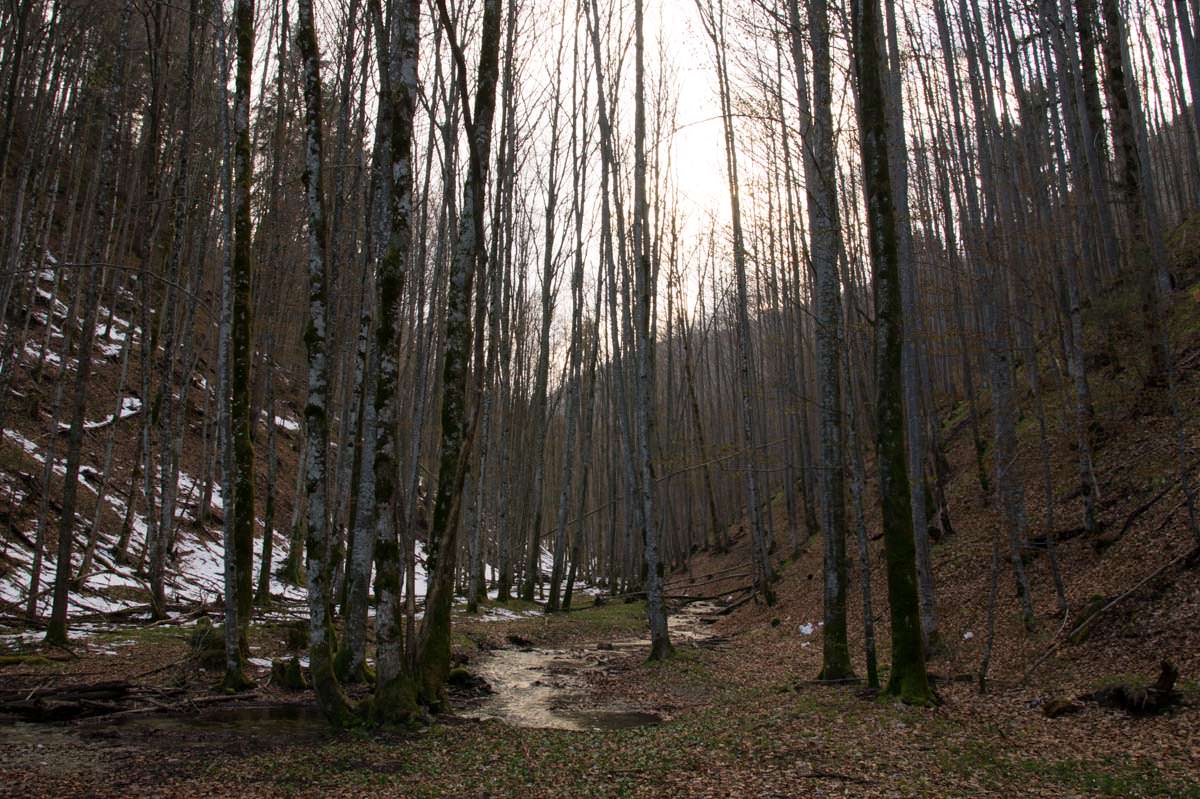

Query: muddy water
<box><xmin>460</xmin><ymin>601</ymin><xmax>721</xmax><ymax>731</ymax></box>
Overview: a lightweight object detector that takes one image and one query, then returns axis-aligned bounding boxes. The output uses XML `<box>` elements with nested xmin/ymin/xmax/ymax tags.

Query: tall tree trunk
<box><xmin>297</xmin><ymin>0</ymin><xmax>356</xmax><ymax>724</ymax></box>
<box><xmin>1098</xmin><ymin>0</ymin><xmax>1165</xmax><ymax>384</ymax></box>
<box><xmin>418</xmin><ymin>0</ymin><xmax>503</xmax><ymax>707</ymax></box>
<box><xmin>45</xmin><ymin>1</ymin><xmax>132</xmax><ymax>647</ymax></box>
<box><xmin>229</xmin><ymin>0</ymin><xmax>257</xmax><ymax>662</ymax></box>
<box><xmin>788</xmin><ymin>0</ymin><xmax>852</xmax><ymax>680</ymax></box>
<box><xmin>255</xmin><ymin>349</ymin><xmax>279</xmax><ymax>609</ymax></box>
<box><xmin>634</xmin><ymin>0</ymin><xmax>671</xmax><ymax>660</ymax></box>
<box><xmin>697</xmin><ymin>0</ymin><xmax>774</xmax><ymax>610</ymax></box>
<box><xmin>884</xmin><ymin>0</ymin><xmax>938</xmax><ymax>653</ymax></box>
<box><xmin>369</xmin><ymin>0</ymin><xmax>421</xmax><ymax>722</ymax></box>
<box><xmin>850</xmin><ymin>0</ymin><xmax>932</xmax><ymax>705</ymax></box>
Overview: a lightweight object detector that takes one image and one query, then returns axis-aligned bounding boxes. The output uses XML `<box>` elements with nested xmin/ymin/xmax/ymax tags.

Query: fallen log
<box><xmin>0</xmin><ymin>680</ymin><xmax>132</xmax><ymax>704</ymax></box>
<box><xmin>716</xmin><ymin>590</ymin><xmax>758</xmax><ymax>616</ymax></box>
<box><xmin>76</xmin><ymin>690</ymin><xmax>266</xmax><ymax>724</ymax></box>
<box><xmin>665</xmin><ymin>585</ymin><xmax>753</xmax><ymax>604</ymax></box>
<box><xmin>0</xmin><ymin>653</ymin><xmax>72</xmax><ymax>667</ymax></box>
<box><xmin>664</xmin><ymin>572</ymin><xmax>751</xmax><ymax>593</ymax></box>
<box><xmin>1080</xmin><ymin>660</ymin><xmax>1182</xmax><ymax>716</ymax></box>
<box><xmin>71</xmin><ymin>601</ymin><xmax>195</xmax><ymax>623</ymax></box>
<box><xmin>0</xmin><ymin>681</ymin><xmax>134</xmax><ymax>721</ymax></box>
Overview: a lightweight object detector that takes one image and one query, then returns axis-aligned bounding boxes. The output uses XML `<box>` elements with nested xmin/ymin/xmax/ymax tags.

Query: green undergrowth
<box><xmin>941</xmin><ymin>740</ymin><xmax>1200</xmax><ymax>798</ymax></box>
<box><xmin>457</xmin><ymin>598</ymin><xmax>650</xmax><ymax>650</ymax></box>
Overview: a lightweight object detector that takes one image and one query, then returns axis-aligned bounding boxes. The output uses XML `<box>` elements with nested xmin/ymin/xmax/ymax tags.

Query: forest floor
<box><xmin>0</xmin><ymin>589</ymin><xmax>1197</xmax><ymax>798</ymax></box>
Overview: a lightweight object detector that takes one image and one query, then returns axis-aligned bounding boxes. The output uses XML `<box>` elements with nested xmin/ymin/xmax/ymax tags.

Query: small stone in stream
<box><xmin>446</xmin><ymin>666</ymin><xmax>492</xmax><ymax>696</ymax></box>
<box><xmin>506</xmin><ymin>634</ymin><xmax>534</xmax><ymax>649</ymax></box>
<box><xmin>1042</xmin><ymin>697</ymin><xmax>1083</xmax><ymax>718</ymax></box>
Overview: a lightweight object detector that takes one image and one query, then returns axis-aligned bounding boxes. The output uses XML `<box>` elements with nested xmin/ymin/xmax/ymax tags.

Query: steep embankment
<box><xmin>0</xmin><ymin>262</ymin><xmax>308</xmax><ymax>623</ymax></box>
<box><xmin>669</xmin><ymin>215</ymin><xmax>1200</xmax><ymax>695</ymax></box>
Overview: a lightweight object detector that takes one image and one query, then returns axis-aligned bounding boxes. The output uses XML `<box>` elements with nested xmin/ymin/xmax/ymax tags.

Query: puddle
<box><xmin>460</xmin><ymin>600</ymin><xmax>721</xmax><ymax>731</ymax></box>
<box><xmin>0</xmin><ymin>702</ymin><xmax>334</xmax><ymax>781</ymax></box>
<box><xmin>71</xmin><ymin>702</ymin><xmax>335</xmax><ymax>743</ymax></box>
<box><xmin>558</xmin><ymin>709</ymin><xmax>662</xmax><ymax>730</ymax></box>
<box><xmin>173</xmin><ymin>703</ymin><xmax>327</xmax><ymax>726</ymax></box>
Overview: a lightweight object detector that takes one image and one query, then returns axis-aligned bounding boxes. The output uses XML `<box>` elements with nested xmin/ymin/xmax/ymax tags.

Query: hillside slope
<box><xmin>0</xmin><ymin>264</ymin><xmax>309</xmax><ymax>622</ymax></box>
<box><xmin>668</xmin><ymin>222</ymin><xmax>1200</xmax><ymax>695</ymax></box>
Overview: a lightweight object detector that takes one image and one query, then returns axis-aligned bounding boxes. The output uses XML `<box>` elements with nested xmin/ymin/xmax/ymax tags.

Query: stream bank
<box><xmin>457</xmin><ymin>600</ymin><xmax>726</xmax><ymax>731</ymax></box>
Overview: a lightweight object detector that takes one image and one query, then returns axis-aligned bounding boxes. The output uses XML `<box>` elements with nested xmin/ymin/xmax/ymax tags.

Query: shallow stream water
<box><xmin>460</xmin><ymin>600</ymin><xmax>721</xmax><ymax>731</ymax></box>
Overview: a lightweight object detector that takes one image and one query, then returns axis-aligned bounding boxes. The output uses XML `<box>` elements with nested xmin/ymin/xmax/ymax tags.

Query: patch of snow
<box><xmin>23</xmin><ymin>342</ymin><xmax>63</xmax><ymax>367</ymax></box>
<box><xmin>58</xmin><ymin>396</ymin><xmax>143</xmax><ymax>432</ymax></box>
<box><xmin>273</xmin><ymin>414</ymin><xmax>300</xmax><ymax>432</ymax></box>
<box><xmin>89</xmin><ymin>570</ymin><xmax>145</xmax><ymax>590</ymax></box>
<box><xmin>5</xmin><ymin>429</ymin><xmax>43</xmax><ymax>460</ymax></box>
<box><xmin>472</xmin><ymin>605</ymin><xmax>542</xmax><ymax>623</ymax></box>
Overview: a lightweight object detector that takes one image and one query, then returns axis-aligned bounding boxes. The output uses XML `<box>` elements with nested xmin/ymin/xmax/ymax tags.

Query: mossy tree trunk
<box><xmin>1097</xmin><ymin>0</ymin><xmax>1200</xmax><ymax>544</ymax></box>
<box><xmin>280</xmin><ymin>442</ymin><xmax>307</xmax><ymax>586</ymax></box>
<box><xmin>229</xmin><ymin>0</ymin><xmax>257</xmax><ymax>663</ymax></box>
<box><xmin>1097</xmin><ymin>0</ymin><xmax>1166</xmax><ymax>384</ymax></box>
<box><xmin>787</xmin><ymin>0</ymin><xmax>853</xmax><ymax>681</ymax></box>
<box><xmin>850</xmin><ymin>0</ymin><xmax>932</xmax><ymax>706</ymax></box>
<box><xmin>152</xmin><ymin>0</ymin><xmax>201</xmax><ymax>620</ymax></box>
<box><xmin>368</xmin><ymin>0</ymin><xmax>421</xmax><ymax>723</ymax></box>
<box><xmin>883</xmin><ymin>0</ymin><xmax>937</xmax><ymax>655</ymax></box>
<box><xmin>255</xmin><ymin>348</ymin><xmax>277</xmax><ymax>607</ymax></box>
<box><xmin>418</xmin><ymin>0</ymin><xmax>503</xmax><ymax>708</ymax></box>
<box><xmin>296</xmin><ymin>0</ymin><xmax>355</xmax><ymax>725</ymax></box>
<box><xmin>212</xmin><ymin>0</ymin><xmax>253</xmax><ymax>692</ymax></box>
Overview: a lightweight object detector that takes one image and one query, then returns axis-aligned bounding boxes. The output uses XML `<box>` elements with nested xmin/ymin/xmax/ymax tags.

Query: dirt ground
<box><xmin>1</xmin><ymin>593</ymin><xmax>1197</xmax><ymax>799</ymax></box>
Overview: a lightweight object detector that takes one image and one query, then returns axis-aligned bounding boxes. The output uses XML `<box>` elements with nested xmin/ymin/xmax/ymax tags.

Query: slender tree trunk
<box><xmin>850</xmin><ymin>0</ymin><xmax>931</xmax><ymax>705</ymax></box>
<box><xmin>255</xmin><ymin>351</ymin><xmax>278</xmax><ymax>606</ymax></box>
<box><xmin>297</xmin><ymin>0</ymin><xmax>355</xmax><ymax>724</ymax></box>
<box><xmin>229</xmin><ymin>0</ymin><xmax>257</xmax><ymax>661</ymax></box>
<box><xmin>697</xmin><ymin>0</ymin><xmax>774</xmax><ymax>609</ymax></box>
<box><xmin>369</xmin><ymin>0</ymin><xmax>421</xmax><ymax>721</ymax></box>
<box><xmin>418</xmin><ymin>0</ymin><xmax>503</xmax><ymax>707</ymax></box>
<box><xmin>45</xmin><ymin>1</ymin><xmax>132</xmax><ymax>647</ymax></box>
<box><xmin>788</xmin><ymin>0</ymin><xmax>852</xmax><ymax>679</ymax></box>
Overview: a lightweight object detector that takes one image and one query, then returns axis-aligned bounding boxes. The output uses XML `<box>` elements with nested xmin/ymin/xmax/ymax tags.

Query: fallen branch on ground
<box><xmin>1022</xmin><ymin>546</ymin><xmax>1197</xmax><ymax>683</ymax></box>
<box><xmin>664</xmin><ymin>572</ymin><xmax>751</xmax><ymax>592</ymax></box>
<box><xmin>665</xmin><ymin>585</ymin><xmax>752</xmax><ymax>604</ymax></box>
<box><xmin>717</xmin><ymin>591</ymin><xmax>758</xmax><ymax>616</ymax></box>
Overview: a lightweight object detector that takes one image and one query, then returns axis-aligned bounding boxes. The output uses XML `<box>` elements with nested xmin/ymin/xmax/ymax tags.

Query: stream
<box><xmin>459</xmin><ymin>601</ymin><xmax>723</xmax><ymax>732</ymax></box>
